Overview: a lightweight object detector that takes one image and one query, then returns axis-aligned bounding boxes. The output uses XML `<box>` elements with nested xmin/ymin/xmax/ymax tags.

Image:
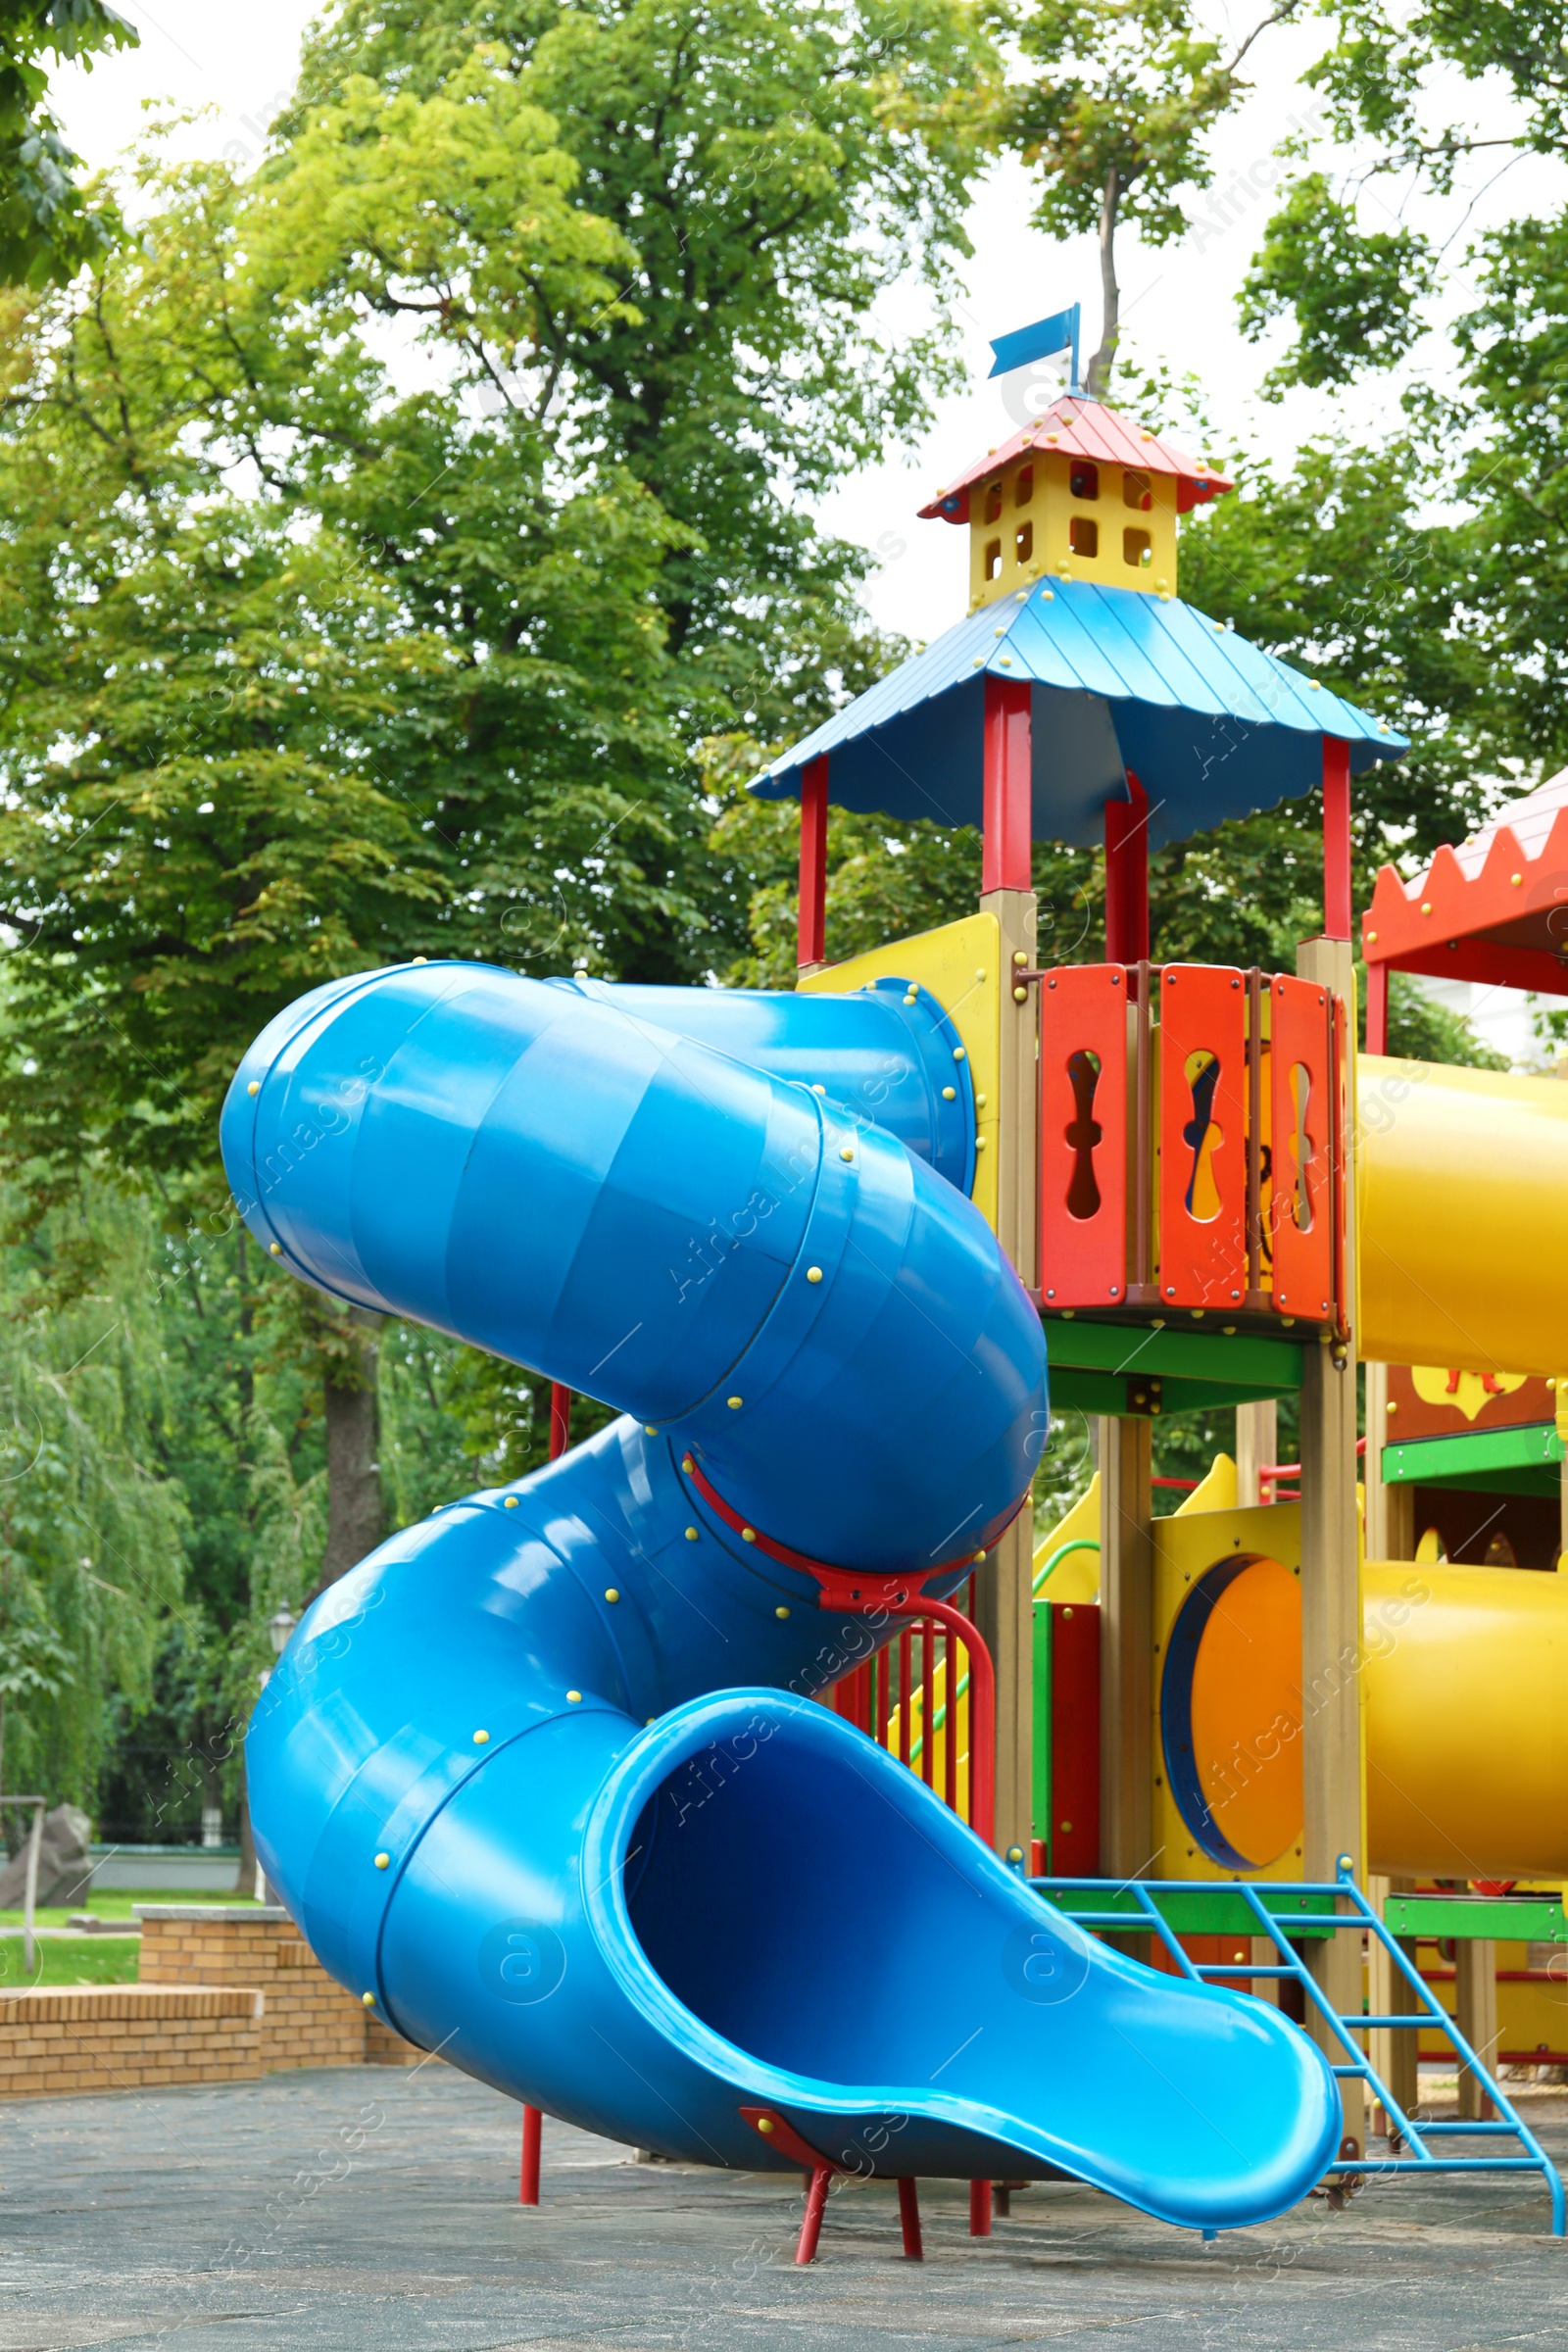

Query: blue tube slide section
<box><xmin>222</xmin><ymin>960</ymin><xmax>1337</xmax><ymax>2230</ymax></box>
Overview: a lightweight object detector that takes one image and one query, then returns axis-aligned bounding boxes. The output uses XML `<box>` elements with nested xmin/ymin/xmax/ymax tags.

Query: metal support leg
<box><xmin>519</xmin><ymin>2104</ymin><xmax>541</xmax><ymax>2205</ymax></box>
<box><xmin>797</xmin><ymin>2165</ymin><xmax>832</xmax><ymax>2265</ymax></box>
<box><xmin>969</xmin><ymin>2179</ymin><xmax>993</xmax><ymax>2236</ymax></box>
<box><xmin>898</xmin><ymin>2176</ymin><xmax>923</xmax><ymax>2259</ymax></box>
<box><xmin>1457</xmin><ymin>1940</ymin><xmax>1498</xmax><ymax>2122</ymax></box>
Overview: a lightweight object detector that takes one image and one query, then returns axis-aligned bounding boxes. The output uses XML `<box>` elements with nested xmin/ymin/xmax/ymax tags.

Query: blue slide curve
<box><xmin>222</xmin><ymin>960</ymin><xmax>1338</xmax><ymax>2230</ymax></box>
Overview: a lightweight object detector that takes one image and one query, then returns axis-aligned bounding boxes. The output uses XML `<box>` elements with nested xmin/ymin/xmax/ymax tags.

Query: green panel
<box><xmin>1384</xmin><ymin>1893</ymin><xmax>1568</xmax><ymax>1942</ymax></box>
<box><xmin>1382</xmin><ymin>1422</ymin><xmax>1563</xmax><ymax>1488</ymax></box>
<box><xmin>1408</xmin><ymin>1465</ymin><xmax>1561</xmax><ymax>1498</ymax></box>
<box><xmin>1049</xmin><ymin>1368</ymin><xmax>1297</xmax><ymax>1418</ymax></box>
<box><xmin>1044</xmin><ymin>1316</ymin><xmax>1303</xmax><ymax>1393</ymax></box>
<box><xmin>1031</xmin><ymin>1599</ymin><xmax>1052</xmax><ymax>1859</ymax></box>
<box><xmin>1042</xmin><ymin>1886</ymin><xmax>1338</xmax><ymax>1937</ymax></box>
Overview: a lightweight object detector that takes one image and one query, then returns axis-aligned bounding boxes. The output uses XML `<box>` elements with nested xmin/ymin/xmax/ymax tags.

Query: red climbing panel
<box><xmin>1038</xmin><ymin>964</ymin><xmax>1130</xmax><ymax>1309</ymax></box>
<box><xmin>1156</xmin><ymin>964</ymin><xmax>1249</xmax><ymax>1313</ymax></box>
<box><xmin>1268</xmin><ymin>974</ymin><xmax>1335</xmax><ymax>1324</ymax></box>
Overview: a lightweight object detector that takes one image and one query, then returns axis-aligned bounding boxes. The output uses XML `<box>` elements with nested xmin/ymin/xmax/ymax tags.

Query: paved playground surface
<box><xmin>2</xmin><ymin>2065</ymin><xmax>1565</xmax><ymax>2350</ymax></box>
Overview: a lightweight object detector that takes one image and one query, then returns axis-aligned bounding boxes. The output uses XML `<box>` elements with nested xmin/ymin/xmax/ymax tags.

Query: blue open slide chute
<box><xmin>221</xmin><ymin>961</ymin><xmax>1338</xmax><ymax>2230</ymax></box>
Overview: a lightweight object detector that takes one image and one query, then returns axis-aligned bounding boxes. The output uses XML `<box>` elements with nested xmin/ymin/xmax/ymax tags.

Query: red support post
<box><xmin>981</xmin><ymin>675</ymin><xmax>1033</xmax><ymax>895</ymax></box>
<box><xmin>549</xmin><ymin>1384</ymin><xmax>572</xmax><ymax>1462</ymax></box>
<box><xmin>519</xmin><ymin>2103</ymin><xmax>542</xmax><ymax>2205</ymax></box>
<box><xmin>969</xmin><ymin>2177</ymin><xmax>993</xmax><ymax>2236</ymax></box>
<box><xmin>1104</xmin><ymin>771</ymin><xmax>1150</xmax><ymax>966</ymax></box>
<box><xmin>797</xmin><ymin>2163</ymin><xmax>833</xmax><ymax>2264</ymax></box>
<box><xmin>1322</xmin><ymin>736</ymin><xmax>1352</xmax><ymax>941</ymax></box>
<box><xmin>798</xmin><ymin>755</ymin><xmax>829</xmax><ymax>967</ymax></box>
<box><xmin>898</xmin><ymin>2176</ymin><xmax>924</xmax><ymax>2260</ymax></box>
<box><xmin>1365</xmin><ymin>958</ymin><xmax>1389</xmax><ymax>1055</ymax></box>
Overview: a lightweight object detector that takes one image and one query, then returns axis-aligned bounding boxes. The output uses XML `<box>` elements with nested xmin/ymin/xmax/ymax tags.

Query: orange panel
<box><xmin>1269</xmin><ymin>975</ymin><xmax>1335</xmax><ymax>1324</ymax></box>
<box><xmin>1156</xmin><ymin>964</ymin><xmax>1248</xmax><ymax>1311</ymax></box>
<box><xmin>1039</xmin><ymin>964</ymin><xmax>1129</xmax><ymax>1309</ymax></box>
<box><xmin>1189</xmin><ymin>1557</ymin><xmax>1303</xmax><ymax>1871</ymax></box>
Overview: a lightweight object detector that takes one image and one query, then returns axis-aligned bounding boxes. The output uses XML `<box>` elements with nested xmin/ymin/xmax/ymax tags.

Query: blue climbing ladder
<box><xmin>1032</xmin><ymin>1861</ymin><xmax>1565</xmax><ymax>2235</ymax></box>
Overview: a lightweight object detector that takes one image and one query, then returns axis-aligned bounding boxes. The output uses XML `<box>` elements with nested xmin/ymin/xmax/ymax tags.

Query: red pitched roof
<box><xmin>918</xmin><ymin>395</ymin><xmax>1234</xmax><ymax>525</ymax></box>
<box><xmin>1363</xmin><ymin>767</ymin><xmax>1568</xmax><ymax>1000</ymax></box>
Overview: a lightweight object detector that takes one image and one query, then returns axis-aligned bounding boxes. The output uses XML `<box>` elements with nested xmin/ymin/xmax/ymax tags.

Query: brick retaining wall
<box><xmin>0</xmin><ymin>1985</ymin><xmax>263</xmax><ymax>2100</ymax></box>
<box><xmin>0</xmin><ymin>1906</ymin><xmax>424</xmax><ymax>2101</ymax></box>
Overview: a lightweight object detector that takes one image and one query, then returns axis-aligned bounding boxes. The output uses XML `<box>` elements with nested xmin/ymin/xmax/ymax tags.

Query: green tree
<box><xmin>1003</xmin><ymin>0</ymin><xmax>1298</xmax><ymax>394</ymax></box>
<box><xmin>285</xmin><ymin>0</ymin><xmax>992</xmax><ymax>726</ymax></box>
<box><xmin>0</xmin><ymin>1</ymin><xmax>136</xmax><ymax>288</ymax></box>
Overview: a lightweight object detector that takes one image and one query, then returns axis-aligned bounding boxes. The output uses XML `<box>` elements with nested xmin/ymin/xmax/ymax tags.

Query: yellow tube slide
<box><xmin>1358</xmin><ymin>1054</ymin><xmax>1568</xmax><ymax>1377</ymax></box>
<box><xmin>1364</xmin><ymin>1559</ymin><xmax>1568</xmax><ymax>1881</ymax></box>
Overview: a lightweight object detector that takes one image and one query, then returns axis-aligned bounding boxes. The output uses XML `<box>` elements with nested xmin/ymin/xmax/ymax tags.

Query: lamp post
<box><xmin>251</xmin><ymin>1607</ymin><xmax>298</xmax><ymax>1899</ymax></box>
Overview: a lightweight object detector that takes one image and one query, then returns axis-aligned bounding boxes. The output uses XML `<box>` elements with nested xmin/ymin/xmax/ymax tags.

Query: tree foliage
<box><xmin>0</xmin><ymin>1</ymin><xmax>136</xmax><ymax>289</ymax></box>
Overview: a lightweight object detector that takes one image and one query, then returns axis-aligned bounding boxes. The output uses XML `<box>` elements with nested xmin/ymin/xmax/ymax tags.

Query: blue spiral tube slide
<box><xmin>222</xmin><ymin>961</ymin><xmax>1338</xmax><ymax>2230</ymax></box>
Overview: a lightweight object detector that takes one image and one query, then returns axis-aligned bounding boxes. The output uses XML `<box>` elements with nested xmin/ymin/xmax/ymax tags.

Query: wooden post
<box><xmin>976</xmin><ymin>677</ymin><xmax>1037</xmax><ymax>1857</ymax></box>
<box><xmin>1098</xmin><ymin>1413</ymin><xmax>1155</xmax><ymax>1886</ymax></box>
<box><xmin>1235</xmin><ymin>1399</ymin><xmax>1277</xmax><ymax>1509</ymax></box>
<box><xmin>798</xmin><ymin>755</ymin><xmax>829</xmax><ymax>972</ymax></box>
<box><xmin>1367</xmin><ymin>1875</ymin><xmax>1419</xmax><ymax>2138</ymax></box>
<box><xmin>1456</xmin><ymin>1939</ymin><xmax>1498</xmax><ymax>2121</ymax></box>
<box><xmin>1296</xmin><ymin>932</ymin><xmax>1364</xmax><ymax>2150</ymax></box>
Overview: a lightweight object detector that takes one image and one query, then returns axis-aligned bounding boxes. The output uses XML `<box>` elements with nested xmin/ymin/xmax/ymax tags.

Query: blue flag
<box><xmin>988</xmin><ymin>304</ymin><xmax>1081</xmax><ymax>386</ymax></box>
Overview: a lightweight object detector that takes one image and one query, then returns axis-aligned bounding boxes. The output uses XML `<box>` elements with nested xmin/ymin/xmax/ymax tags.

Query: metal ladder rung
<box><xmin>1346</xmin><ymin>2014</ymin><xmax>1431</xmax><ymax>2029</ymax></box>
<box><xmin>1193</xmin><ymin>1963</ymin><xmax>1298</xmax><ymax>1979</ymax></box>
<box><xmin>1328</xmin><ymin>2155</ymin><xmax>1547</xmax><ymax>2175</ymax></box>
<box><xmin>1331</xmin><ymin>2063</ymin><xmax>1373</xmax><ymax>2079</ymax></box>
<box><xmin>1420</xmin><ymin>2121</ymin><xmax>1525</xmax><ymax>2136</ymax></box>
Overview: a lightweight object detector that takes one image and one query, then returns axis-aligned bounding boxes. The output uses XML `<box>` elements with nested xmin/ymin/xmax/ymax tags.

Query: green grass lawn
<box><xmin>0</xmin><ymin>1886</ymin><xmax>262</xmax><ymax>1931</ymax></box>
<box><xmin>0</xmin><ymin>1937</ymin><xmax>142</xmax><ymax>1987</ymax></box>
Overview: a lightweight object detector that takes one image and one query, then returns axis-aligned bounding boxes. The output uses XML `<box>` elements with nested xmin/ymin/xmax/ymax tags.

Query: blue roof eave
<box><xmin>748</xmin><ymin>580</ymin><xmax>1408</xmax><ymax>852</ymax></box>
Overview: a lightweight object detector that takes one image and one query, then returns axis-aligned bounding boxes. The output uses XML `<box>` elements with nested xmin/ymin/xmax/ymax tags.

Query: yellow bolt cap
<box><xmin>605</xmin><ymin>1588</ymin><xmax>620</xmax><ymax>1603</ymax></box>
<box><xmin>742</xmin><ymin>1527</ymin><xmax>757</xmax><ymax>1543</ymax></box>
<box><xmin>247</xmin><ymin>1080</ymin><xmax>260</xmax><ymax>1096</ymax></box>
<box><xmin>839</xmin><ymin>1146</ymin><xmax>854</xmax><ymax>1161</ymax></box>
<box><xmin>953</xmin><ymin>1046</ymin><xmax>966</xmax><ymax>1061</ymax></box>
<box><xmin>566</xmin><ymin>1690</ymin><xmax>582</xmax><ymax>1703</ymax></box>
<box><xmin>472</xmin><ymin>1729</ymin><xmax>490</xmax><ymax>1744</ymax></box>
<box><xmin>806</xmin><ymin>1266</ymin><xmax>822</xmax><ymax>1283</ymax></box>
<box><xmin>685</xmin><ymin>1525</ymin><xmax>700</xmax><ymax>1541</ymax></box>
<box><xmin>726</xmin><ymin>1396</ymin><xmax>743</xmax><ymax>1410</ymax></box>
<box><xmin>269</xmin><ymin>1242</ymin><xmax>281</xmax><ymax>1255</ymax></box>
<box><xmin>775</xmin><ymin>1605</ymin><xmax>791</xmax><ymax>1620</ymax></box>
<box><xmin>504</xmin><ymin>1495</ymin><xmax>518</xmax><ymax>1508</ymax></box>
<box><xmin>374</xmin><ymin>1852</ymin><xmax>390</xmax><ymax>1870</ymax></box>
<box><xmin>758</xmin><ymin>2116</ymin><xmax>775</xmax><ymax>2132</ymax></box>
<box><xmin>363</xmin><ymin>1991</ymin><xmax>376</xmax><ymax>2008</ymax></box>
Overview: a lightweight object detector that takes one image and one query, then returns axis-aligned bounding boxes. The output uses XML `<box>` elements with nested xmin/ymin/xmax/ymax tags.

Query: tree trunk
<box><xmin>1087</xmin><ymin>166</ymin><xmax>1121</xmax><ymax>400</ymax></box>
<box><xmin>317</xmin><ymin>1308</ymin><xmax>385</xmax><ymax>1594</ymax></box>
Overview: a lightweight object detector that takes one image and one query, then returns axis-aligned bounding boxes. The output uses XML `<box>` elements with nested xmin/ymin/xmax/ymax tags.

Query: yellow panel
<box><xmin>968</xmin><ymin>450</ymin><xmax>1178</xmax><ymax>612</ymax></box>
<box><xmin>799</xmin><ymin>913</ymin><xmax>1003</xmax><ymax>1230</ymax></box>
<box><xmin>1034</xmin><ymin>1471</ymin><xmax>1102</xmax><ymax>1601</ymax></box>
<box><xmin>1359</xmin><ymin>1054</ymin><xmax>1568</xmax><ymax>1377</ymax></box>
<box><xmin>1152</xmin><ymin>1497</ymin><xmax>1305</xmax><ymax>1883</ymax></box>
<box><xmin>1172</xmin><ymin>1452</ymin><xmax>1238</xmax><ymax>1516</ymax></box>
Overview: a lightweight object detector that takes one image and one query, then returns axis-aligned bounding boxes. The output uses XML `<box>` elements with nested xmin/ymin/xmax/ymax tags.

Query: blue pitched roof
<box><xmin>748</xmin><ymin>578</ymin><xmax>1408</xmax><ymax>850</ymax></box>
